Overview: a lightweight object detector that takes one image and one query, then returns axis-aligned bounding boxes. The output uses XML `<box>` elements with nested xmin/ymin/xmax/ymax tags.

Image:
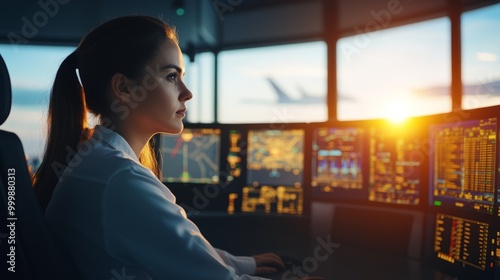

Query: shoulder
<box><xmin>102</xmin><ymin>160</ymin><xmax>182</xmax><ymax>227</ymax></box>
<box><xmin>61</xmin><ymin>139</ymin><xmax>150</xmax><ymax>184</ymax></box>
<box><xmin>106</xmin><ymin>162</ymin><xmax>170</xmax><ymax>203</ymax></box>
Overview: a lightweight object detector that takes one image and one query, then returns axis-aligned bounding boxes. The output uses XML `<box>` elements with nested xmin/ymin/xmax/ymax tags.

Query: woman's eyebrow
<box><xmin>160</xmin><ymin>64</ymin><xmax>183</xmax><ymax>74</ymax></box>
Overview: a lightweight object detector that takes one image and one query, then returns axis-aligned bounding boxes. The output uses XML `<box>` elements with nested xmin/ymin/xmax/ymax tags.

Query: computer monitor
<box><xmin>247</xmin><ymin>129</ymin><xmax>304</xmax><ymax>186</ymax></box>
<box><xmin>368</xmin><ymin>124</ymin><xmax>423</xmax><ymax>205</ymax></box>
<box><xmin>160</xmin><ymin>128</ymin><xmax>221</xmax><ymax>184</ymax></box>
<box><xmin>430</xmin><ymin>212</ymin><xmax>499</xmax><ymax>278</ymax></box>
<box><xmin>241</xmin><ymin>129</ymin><xmax>305</xmax><ymax>215</ymax></box>
<box><xmin>429</xmin><ymin>118</ymin><xmax>497</xmax><ymax>214</ymax></box>
<box><xmin>311</xmin><ymin>127</ymin><xmax>364</xmax><ymax>200</ymax></box>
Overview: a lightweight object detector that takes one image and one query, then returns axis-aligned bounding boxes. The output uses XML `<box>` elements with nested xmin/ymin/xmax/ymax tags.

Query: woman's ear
<box><xmin>110</xmin><ymin>73</ymin><xmax>133</xmax><ymax>103</ymax></box>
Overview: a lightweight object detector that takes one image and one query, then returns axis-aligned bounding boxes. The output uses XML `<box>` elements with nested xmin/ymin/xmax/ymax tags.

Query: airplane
<box><xmin>266</xmin><ymin>77</ymin><xmax>356</xmax><ymax>104</ymax></box>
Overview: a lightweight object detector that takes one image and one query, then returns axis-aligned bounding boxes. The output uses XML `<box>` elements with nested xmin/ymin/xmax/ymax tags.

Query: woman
<box><xmin>32</xmin><ymin>15</ymin><xmax>290</xmax><ymax>279</ymax></box>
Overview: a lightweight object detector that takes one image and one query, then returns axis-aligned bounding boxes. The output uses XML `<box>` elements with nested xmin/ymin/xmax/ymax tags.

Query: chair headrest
<box><xmin>0</xmin><ymin>54</ymin><xmax>12</xmax><ymax>126</ymax></box>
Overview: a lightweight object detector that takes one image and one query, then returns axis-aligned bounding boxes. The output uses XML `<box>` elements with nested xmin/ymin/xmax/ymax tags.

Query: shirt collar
<box><xmin>93</xmin><ymin>125</ymin><xmax>139</xmax><ymax>162</ymax></box>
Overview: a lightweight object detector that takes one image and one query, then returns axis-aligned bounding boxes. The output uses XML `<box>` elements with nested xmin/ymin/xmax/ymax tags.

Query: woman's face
<box><xmin>129</xmin><ymin>39</ymin><xmax>192</xmax><ymax>135</ymax></box>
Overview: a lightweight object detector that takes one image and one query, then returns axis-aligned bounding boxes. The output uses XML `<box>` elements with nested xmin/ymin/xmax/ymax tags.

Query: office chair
<box><xmin>0</xmin><ymin>54</ymin><xmax>77</xmax><ymax>279</ymax></box>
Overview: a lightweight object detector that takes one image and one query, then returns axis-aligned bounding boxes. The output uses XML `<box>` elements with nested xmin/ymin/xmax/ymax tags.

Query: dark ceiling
<box><xmin>0</xmin><ymin>0</ymin><xmax>497</xmax><ymax>52</ymax></box>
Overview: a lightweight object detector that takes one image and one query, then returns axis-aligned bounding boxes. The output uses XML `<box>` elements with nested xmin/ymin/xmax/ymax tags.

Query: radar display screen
<box><xmin>311</xmin><ymin>127</ymin><xmax>363</xmax><ymax>198</ymax></box>
<box><xmin>160</xmin><ymin>128</ymin><xmax>221</xmax><ymax>184</ymax></box>
<box><xmin>247</xmin><ymin>129</ymin><xmax>304</xmax><ymax>186</ymax></box>
<box><xmin>430</xmin><ymin>118</ymin><xmax>497</xmax><ymax>214</ymax></box>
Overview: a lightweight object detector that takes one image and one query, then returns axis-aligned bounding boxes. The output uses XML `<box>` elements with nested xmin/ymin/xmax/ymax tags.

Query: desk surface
<box><xmin>268</xmin><ymin>246</ymin><xmax>455</xmax><ymax>280</ymax></box>
<box><xmin>189</xmin><ymin>213</ymin><xmax>456</xmax><ymax>280</ymax></box>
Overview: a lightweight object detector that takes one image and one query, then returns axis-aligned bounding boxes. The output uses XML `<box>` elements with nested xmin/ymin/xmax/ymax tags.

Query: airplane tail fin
<box><xmin>266</xmin><ymin>77</ymin><xmax>293</xmax><ymax>103</ymax></box>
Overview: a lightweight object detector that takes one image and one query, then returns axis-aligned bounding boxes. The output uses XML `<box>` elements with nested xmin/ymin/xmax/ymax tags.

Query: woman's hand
<box><xmin>253</xmin><ymin>252</ymin><xmax>286</xmax><ymax>275</ymax></box>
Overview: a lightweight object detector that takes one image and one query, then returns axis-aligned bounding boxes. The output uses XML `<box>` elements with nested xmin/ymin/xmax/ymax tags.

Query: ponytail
<box><xmin>33</xmin><ymin>51</ymin><xmax>89</xmax><ymax>212</ymax></box>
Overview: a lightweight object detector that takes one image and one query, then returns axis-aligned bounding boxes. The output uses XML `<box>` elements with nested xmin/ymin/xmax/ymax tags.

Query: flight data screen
<box><xmin>247</xmin><ymin>129</ymin><xmax>304</xmax><ymax>186</ymax></box>
<box><xmin>240</xmin><ymin>185</ymin><xmax>304</xmax><ymax>215</ymax></box>
<box><xmin>160</xmin><ymin>128</ymin><xmax>221</xmax><ymax>184</ymax></box>
<box><xmin>433</xmin><ymin>213</ymin><xmax>494</xmax><ymax>271</ymax></box>
<box><xmin>430</xmin><ymin>118</ymin><xmax>497</xmax><ymax>214</ymax></box>
<box><xmin>311</xmin><ymin>127</ymin><xmax>363</xmax><ymax>198</ymax></box>
<box><xmin>369</xmin><ymin>126</ymin><xmax>421</xmax><ymax>205</ymax></box>
<box><xmin>240</xmin><ymin>129</ymin><xmax>304</xmax><ymax>215</ymax></box>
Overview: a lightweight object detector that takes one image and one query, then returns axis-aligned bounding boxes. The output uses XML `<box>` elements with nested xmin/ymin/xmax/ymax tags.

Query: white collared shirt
<box><xmin>46</xmin><ymin>125</ymin><xmax>269</xmax><ymax>280</ymax></box>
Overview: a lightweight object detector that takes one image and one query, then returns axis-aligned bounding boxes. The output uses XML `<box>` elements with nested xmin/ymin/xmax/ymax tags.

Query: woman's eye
<box><xmin>166</xmin><ymin>73</ymin><xmax>178</xmax><ymax>81</ymax></box>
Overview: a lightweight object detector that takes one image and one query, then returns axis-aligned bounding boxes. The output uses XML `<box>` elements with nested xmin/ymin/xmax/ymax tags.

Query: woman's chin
<box><xmin>162</xmin><ymin>124</ymin><xmax>184</xmax><ymax>135</ymax></box>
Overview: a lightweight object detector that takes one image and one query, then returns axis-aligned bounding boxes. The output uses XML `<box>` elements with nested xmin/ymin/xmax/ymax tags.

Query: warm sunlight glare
<box><xmin>386</xmin><ymin>99</ymin><xmax>411</xmax><ymax>124</ymax></box>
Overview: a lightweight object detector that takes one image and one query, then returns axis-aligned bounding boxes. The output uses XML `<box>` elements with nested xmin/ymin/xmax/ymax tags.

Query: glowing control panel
<box><xmin>161</xmin><ymin>128</ymin><xmax>221</xmax><ymax>184</ymax></box>
<box><xmin>434</xmin><ymin>213</ymin><xmax>491</xmax><ymax>270</ymax></box>
<box><xmin>369</xmin><ymin>126</ymin><xmax>421</xmax><ymax>205</ymax></box>
<box><xmin>430</xmin><ymin>118</ymin><xmax>496</xmax><ymax>213</ymax></box>
<box><xmin>241</xmin><ymin>185</ymin><xmax>303</xmax><ymax>215</ymax></box>
<box><xmin>311</xmin><ymin>128</ymin><xmax>363</xmax><ymax>194</ymax></box>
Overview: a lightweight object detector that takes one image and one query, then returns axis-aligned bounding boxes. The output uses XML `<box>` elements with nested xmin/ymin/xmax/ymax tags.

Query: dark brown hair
<box><xmin>33</xmin><ymin>16</ymin><xmax>178</xmax><ymax>212</ymax></box>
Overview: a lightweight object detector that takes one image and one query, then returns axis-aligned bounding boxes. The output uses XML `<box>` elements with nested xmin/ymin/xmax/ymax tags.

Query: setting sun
<box><xmin>385</xmin><ymin>99</ymin><xmax>412</xmax><ymax>123</ymax></box>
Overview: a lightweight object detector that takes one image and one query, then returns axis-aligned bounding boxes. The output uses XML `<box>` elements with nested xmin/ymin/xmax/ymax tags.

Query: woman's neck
<box><xmin>107</xmin><ymin>120</ymin><xmax>151</xmax><ymax>158</ymax></box>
